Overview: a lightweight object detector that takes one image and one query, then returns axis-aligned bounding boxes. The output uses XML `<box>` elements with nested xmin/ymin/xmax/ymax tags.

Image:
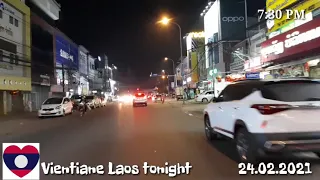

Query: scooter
<box><xmin>79</xmin><ymin>102</ymin><xmax>87</xmax><ymax>116</ymax></box>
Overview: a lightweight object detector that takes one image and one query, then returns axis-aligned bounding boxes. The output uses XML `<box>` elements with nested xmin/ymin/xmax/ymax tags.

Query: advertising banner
<box><xmin>219</xmin><ymin>0</ymin><xmax>246</xmax><ymax>40</ymax></box>
<box><xmin>79</xmin><ymin>49</ymin><xmax>88</xmax><ymax>75</ymax></box>
<box><xmin>191</xmin><ymin>52</ymin><xmax>199</xmax><ymax>83</ymax></box>
<box><xmin>266</xmin><ymin>0</ymin><xmax>297</xmax><ymax>11</ymax></box>
<box><xmin>267</xmin><ymin>0</ymin><xmax>320</xmax><ymax>34</ymax></box>
<box><xmin>55</xmin><ymin>35</ymin><xmax>78</xmax><ymax>69</ymax></box>
<box><xmin>261</xmin><ymin>18</ymin><xmax>320</xmax><ymax>63</ymax></box>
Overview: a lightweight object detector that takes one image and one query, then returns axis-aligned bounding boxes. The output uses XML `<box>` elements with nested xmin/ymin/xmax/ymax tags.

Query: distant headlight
<box><xmin>55</xmin><ymin>105</ymin><xmax>61</xmax><ymax>109</ymax></box>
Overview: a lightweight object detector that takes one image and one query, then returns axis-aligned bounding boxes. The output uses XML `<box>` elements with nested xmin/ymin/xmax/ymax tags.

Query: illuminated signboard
<box><xmin>261</xmin><ymin>18</ymin><xmax>320</xmax><ymax>63</ymax></box>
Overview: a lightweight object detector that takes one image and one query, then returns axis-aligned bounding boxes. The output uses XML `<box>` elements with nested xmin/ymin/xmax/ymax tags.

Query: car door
<box><xmin>63</xmin><ymin>98</ymin><xmax>71</xmax><ymax>113</ymax></box>
<box><xmin>222</xmin><ymin>84</ymin><xmax>260</xmax><ymax>137</ymax></box>
<box><xmin>65</xmin><ymin>98</ymin><xmax>73</xmax><ymax>113</ymax></box>
<box><xmin>212</xmin><ymin>85</ymin><xmax>237</xmax><ymax>138</ymax></box>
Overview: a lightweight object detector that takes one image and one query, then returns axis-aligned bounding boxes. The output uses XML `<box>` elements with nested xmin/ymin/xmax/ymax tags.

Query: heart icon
<box><xmin>3</xmin><ymin>145</ymin><xmax>40</xmax><ymax>178</ymax></box>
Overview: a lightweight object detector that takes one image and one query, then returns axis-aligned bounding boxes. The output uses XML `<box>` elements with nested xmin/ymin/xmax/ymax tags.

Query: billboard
<box><xmin>191</xmin><ymin>52</ymin><xmax>199</xmax><ymax>83</ymax></box>
<box><xmin>55</xmin><ymin>35</ymin><xmax>78</xmax><ymax>69</ymax></box>
<box><xmin>261</xmin><ymin>17</ymin><xmax>320</xmax><ymax>63</ymax></box>
<box><xmin>266</xmin><ymin>0</ymin><xmax>297</xmax><ymax>11</ymax></box>
<box><xmin>204</xmin><ymin>1</ymin><xmax>219</xmax><ymax>68</ymax></box>
<box><xmin>219</xmin><ymin>0</ymin><xmax>246</xmax><ymax>40</ymax></box>
<box><xmin>78</xmin><ymin>46</ymin><xmax>88</xmax><ymax>76</ymax></box>
<box><xmin>267</xmin><ymin>0</ymin><xmax>320</xmax><ymax>34</ymax></box>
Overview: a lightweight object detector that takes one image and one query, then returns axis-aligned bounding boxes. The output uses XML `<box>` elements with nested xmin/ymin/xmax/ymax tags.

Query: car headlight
<box><xmin>55</xmin><ymin>105</ymin><xmax>62</xmax><ymax>109</ymax></box>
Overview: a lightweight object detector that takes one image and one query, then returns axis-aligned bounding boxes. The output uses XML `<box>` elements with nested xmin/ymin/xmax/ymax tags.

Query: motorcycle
<box><xmin>79</xmin><ymin>102</ymin><xmax>88</xmax><ymax>116</ymax></box>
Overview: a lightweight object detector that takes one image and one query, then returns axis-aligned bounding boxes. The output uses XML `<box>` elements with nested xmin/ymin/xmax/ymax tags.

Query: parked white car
<box><xmin>38</xmin><ymin>97</ymin><xmax>73</xmax><ymax>118</ymax></box>
<box><xmin>204</xmin><ymin>78</ymin><xmax>320</xmax><ymax>163</ymax></box>
<box><xmin>195</xmin><ymin>90</ymin><xmax>215</xmax><ymax>103</ymax></box>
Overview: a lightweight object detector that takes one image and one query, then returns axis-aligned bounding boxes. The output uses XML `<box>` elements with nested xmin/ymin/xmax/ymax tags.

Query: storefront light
<box><xmin>187</xmin><ymin>77</ymin><xmax>192</xmax><ymax>82</ymax></box>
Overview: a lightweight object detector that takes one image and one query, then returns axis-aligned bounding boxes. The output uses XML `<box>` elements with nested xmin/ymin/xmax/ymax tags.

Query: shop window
<box><xmin>14</xmin><ymin>19</ymin><xmax>18</xmax><ymax>27</ymax></box>
<box><xmin>9</xmin><ymin>54</ymin><xmax>14</xmax><ymax>64</ymax></box>
<box><xmin>9</xmin><ymin>16</ymin><xmax>13</xmax><ymax>24</ymax></box>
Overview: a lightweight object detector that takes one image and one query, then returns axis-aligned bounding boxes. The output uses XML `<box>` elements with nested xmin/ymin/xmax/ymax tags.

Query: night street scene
<box><xmin>1</xmin><ymin>0</ymin><xmax>320</xmax><ymax>179</ymax></box>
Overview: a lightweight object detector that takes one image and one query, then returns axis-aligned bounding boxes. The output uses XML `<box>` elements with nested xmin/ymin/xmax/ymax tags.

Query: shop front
<box><xmin>261</xmin><ymin>17</ymin><xmax>320</xmax><ymax>79</ymax></box>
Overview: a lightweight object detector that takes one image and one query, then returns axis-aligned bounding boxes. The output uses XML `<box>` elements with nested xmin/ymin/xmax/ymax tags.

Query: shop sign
<box><xmin>245</xmin><ymin>72</ymin><xmax>260</xmax><ymax>79</ymax></box>
<box><xmin>244</xmin><ymin>57</ymin><xmax>261</xmax><ymax>70</ymax></box>
<box><xmin>261</xmin><ymin>18</ymin><xmax>320</xmax><ymax>63</ymax></box>
<box><xmin>0</xmin><ymin>1</ymin><xmax>15</xmax><ymax>15</ymax></box>
<box><xmin>55</xmin><ymin>35</ymin><xmax>79</xmax><ymax>69</ymax></box>
<box><xmin>266</xmin><ymin>0</ymin><xmax>297</xmax><ymax>11</ymax></box>
<box><xmin>40</xmin><ymin>75</ymin><xmax>50</xmax><ymax>86</ymax></box>
<box><xmin>268</xmin><ymin>0</ymin><xmax>320</xmax><ymax>33</ymax></box>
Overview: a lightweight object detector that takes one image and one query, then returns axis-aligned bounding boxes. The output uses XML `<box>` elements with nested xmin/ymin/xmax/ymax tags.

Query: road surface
<box><xmin>1</xmin><ymin>101</ymin><xmax>320</xmax><ymax>180</ymax></box>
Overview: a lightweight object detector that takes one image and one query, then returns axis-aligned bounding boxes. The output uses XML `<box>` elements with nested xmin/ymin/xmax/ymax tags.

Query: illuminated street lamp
<box><xmin>162</xmin><ymin>69</ymin><xmax>165</xmax><ymax>73</ymax></box>
<box><xmin>164</xmin><ymin>57</ymin><xmax>176</xmax><ymax>87</ymax></box>
<box><xmin>157</xmin><ymin>17</ymin><xmax>183</xmax><ymax>63</ymax></box>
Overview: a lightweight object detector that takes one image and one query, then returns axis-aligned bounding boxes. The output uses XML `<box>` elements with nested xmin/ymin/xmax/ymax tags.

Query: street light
<box><xmin>164</xmin><ymin>57</ymin><xmax>176</xmax><ymax>87</ymax></box>
<box><xmin>158</xmin><ymin>17</ymin><xmax>183</xmax><ymax>63</ymax></box>
<box><xmin>162</xmin><ymin>75</ymin><xmax>165</xmax><ymax>79</ymax></box>
<box><xmin>162</xmin><ymin>69</ymin><xmax>165</xmax><ymax>73</ymax></box>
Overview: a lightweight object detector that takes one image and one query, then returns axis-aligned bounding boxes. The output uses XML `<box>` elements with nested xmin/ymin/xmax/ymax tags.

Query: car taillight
<box><xmin>251</xmin><ymin>104</ymin><xmax>292</xmax><ymax>115</ymax></box>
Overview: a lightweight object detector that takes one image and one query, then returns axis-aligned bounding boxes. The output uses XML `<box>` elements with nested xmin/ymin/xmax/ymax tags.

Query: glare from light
<box><xmin>160</xmin><ymin>17</ymin><xmax>170</xmax><ymax>25</ymax></box>
<box><xmin>113</xmin><ymin>66</ymin><xmax>117</xmax><ymax>69</ymax></box>
<box><xmin>162</xmin><ymin>69</ymin><xmax>165</xmax><ymax>72</ymax></box>
<box><xmin>164</xmin><ymin>57</ymin><xmax>168</xmax><ymax>61</ymax></box>
<box><xmin>98</xmin><ymin>56</ymin><xmax>101</xmax><ymax>61</ymax></box>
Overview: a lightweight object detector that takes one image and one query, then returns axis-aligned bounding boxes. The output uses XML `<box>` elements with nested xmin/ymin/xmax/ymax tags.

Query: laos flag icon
<box><xmin>2</xmin><ymin>143</ymin><xmax>40</xmax><ymax>180</ymax></box>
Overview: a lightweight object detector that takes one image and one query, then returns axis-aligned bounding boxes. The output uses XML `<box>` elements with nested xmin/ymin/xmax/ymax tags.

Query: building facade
<box><xmin>202</xmin><ymin>0</ymin><xmax>246</xmax><ymax>91</ymax></box>
<box><xmin>53</xmin><ymin>33</ymin><xmax>79</xmax><ymax>97</ymax></box>
<box><xmin>78</xmin><ymin>45</ymin><xmax>89</xmax><ymax>95</ymax></box>
<box><xmin>0</xmin><ymin>0</ymin><xmax>31</xmax><ymax>115</ymax></box>
<box><xmin>27</xmin><ymin>0</ymin><xmax>60</xmax><ymax>111</ymax></box>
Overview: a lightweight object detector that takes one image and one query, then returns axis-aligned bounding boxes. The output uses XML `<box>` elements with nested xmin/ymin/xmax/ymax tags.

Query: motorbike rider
<box><xmin>79</xmin><ymin>96</ymin><xmax>88</xmax><ymax>113</ymax></box>
<box><xmin>161</xmin><ymin>93</ymin><xmax>166</xmax><ymax>103</ymax></box>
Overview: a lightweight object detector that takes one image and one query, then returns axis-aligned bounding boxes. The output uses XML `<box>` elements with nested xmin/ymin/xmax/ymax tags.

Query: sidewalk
<box><xmin>167</xmin><ymin>99</ymin><xmax>207</xmax><ymax>117</ymax></box>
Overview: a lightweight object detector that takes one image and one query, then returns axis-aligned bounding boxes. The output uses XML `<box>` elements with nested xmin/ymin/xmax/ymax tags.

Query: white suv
<box><xmin>204</xmin><ymin>78</ymin><xmax>320</xmax><ymax>163</ymax></box>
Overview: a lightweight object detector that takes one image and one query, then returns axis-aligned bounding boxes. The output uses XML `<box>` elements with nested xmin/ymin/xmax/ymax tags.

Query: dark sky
<box><xmin>55</xmin><ymin>0</ymin><xmax>264</xmax><ymax>82</ymax></box>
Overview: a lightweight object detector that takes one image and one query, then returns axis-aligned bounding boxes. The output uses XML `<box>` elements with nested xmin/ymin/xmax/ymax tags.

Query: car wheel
<box><xmin>62</xmin><ymin>110</ymin><xmax>66</xmax><ymax>117</ymax></box>
<box><xmin>204</xmin><ymin>115</ymin><xmax>218</xmax><ymax>141</ymax></box>
<box><xmin>235</xmin><ymin>127</ymin><xmax>258</xmax><ymax>163</ymax></box>
<box><xmin>202</xmin><ymin>98</ymin><xmax>208</xmax><ymax>103</ymax></box>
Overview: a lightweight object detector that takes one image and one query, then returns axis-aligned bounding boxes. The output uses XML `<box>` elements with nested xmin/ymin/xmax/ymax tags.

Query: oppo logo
<box><xmin>222</xmin><ymin>16</ymin><xmax>245</xmax><ymax>22</ymax></box>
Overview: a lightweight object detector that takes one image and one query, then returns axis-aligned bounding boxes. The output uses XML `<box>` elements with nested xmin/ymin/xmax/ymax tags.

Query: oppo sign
<box><xmin>222</xmin><ymin>16</ymin><xmax>245</xmax><ymax>22</ymax></box>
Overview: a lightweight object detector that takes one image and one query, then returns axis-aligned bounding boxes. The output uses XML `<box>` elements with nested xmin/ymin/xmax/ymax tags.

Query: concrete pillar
<box><xmin>3</xmin><ymin>91</ymin><xmax>7</xmax><ymax>115</ymax></box>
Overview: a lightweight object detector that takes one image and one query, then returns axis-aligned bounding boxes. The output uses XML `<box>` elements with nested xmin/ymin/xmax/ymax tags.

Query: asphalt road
<box><xmin>1</xmin><ymin>101</ymin><xmax>320</xmax><ymax>180</ymax></box>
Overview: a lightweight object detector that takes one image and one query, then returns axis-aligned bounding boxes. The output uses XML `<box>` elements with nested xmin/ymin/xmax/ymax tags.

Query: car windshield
<box><xmin>135</xmin><ymin>93</ymin><xmax>145</xmax><ymax>97</ymax></box>
<box><xmin>86</xmin><ymin>96</ymin><xmax>94</xmax><ymax>100</ymax></box>
<box><xmin>71</xmin><ymin>95</ymin><xmax>82</xmax><ymax>100</ymax></box>
<box><xmin>43</xmin><ymin>98</ymin><xmax>63</xmax><ymax>104</ymax></box>
<box><xmin>262</xmin><ymin>80</ymin><xmax>320</xmax><ymax>102</ymax></box>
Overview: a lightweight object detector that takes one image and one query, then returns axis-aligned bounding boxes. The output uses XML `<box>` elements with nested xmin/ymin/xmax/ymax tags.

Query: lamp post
<box><xmin>164</xmin><ymin>57</ymin><xmax>176</xmax><ymax>88</ymax></box>
<box><xmin>158</xmin><ymin>17</ymin><xmax>183</xmax><ymax>63</ymax></box>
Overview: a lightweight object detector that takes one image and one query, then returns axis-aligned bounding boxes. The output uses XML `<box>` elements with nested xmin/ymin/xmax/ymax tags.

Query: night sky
<box><xmin>55</xmin><ymin>0</ymin><xmax>265</xmax><ymax>84</ymax></box>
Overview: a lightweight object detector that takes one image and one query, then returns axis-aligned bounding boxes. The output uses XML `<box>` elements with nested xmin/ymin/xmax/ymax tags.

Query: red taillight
<box><xmin>251</xmin><ymin>104</ymin><xmax>292</xmax><ymax>115</ymax></box>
